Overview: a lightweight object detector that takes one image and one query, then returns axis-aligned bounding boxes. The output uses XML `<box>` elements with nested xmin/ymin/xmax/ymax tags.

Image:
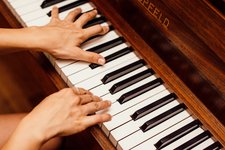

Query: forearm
<box><xmin>0</xmin><ymin>27</ymin><xmax>42</xmax><ymax>52</ymax></box>
<box><xmin>1</xmin><ymin>117</ymin><xmax>46</xmax><ymax>150</ymax></box>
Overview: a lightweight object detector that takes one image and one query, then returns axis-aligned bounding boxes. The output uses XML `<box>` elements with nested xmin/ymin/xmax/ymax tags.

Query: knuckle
<box><xmin>74</xmin><ymin>96</ymin><xmax>81</xmax><ymax>104</ymax></box>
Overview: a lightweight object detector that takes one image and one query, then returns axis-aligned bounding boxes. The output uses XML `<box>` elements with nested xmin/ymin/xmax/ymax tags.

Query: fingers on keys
<box><xmin>75</xmin><ymin>9</ymin><xmax>97</xmax><ymax>26</ymax></box>
<box><xmin>51</xmin><ymin>7</ymin><xmax>59</xmax><ymax>19</ymax></box>
<box><xmin>82</xmin><ymin>113</ymin><xmax>112</xmax><ymax>127</ymax></box>
<box><xmin>72</xmin><ymin>87</ymin><xmax>92</xmax><ymax>95</ymax></box>
<box><xmin>84</xmin><ymin>24</ymin><xmax>109</xmax><ymax>38</ymax></box>
<box><xmin>79</xmin><ymin>95</ymin><xmax>102</xmax><ymax>104</ymax></box>
<box><xmin>82</xmin><ymin>100</ymin><xmax>112</xmax><ymax>115</ymax></box>
<box><xmin>72</xmin><ymin>87</ymin><xmax>110</xmax><ymax>107</ymax></box>
<box><xmin>64</xmin><ymin>8</ymin><xmax>82</xmax><ymax>22</ymax></box>
<box><xmin>74</xmin><ymin>48</ymin><xmax>106</xmax><ymax>65</ymax></box>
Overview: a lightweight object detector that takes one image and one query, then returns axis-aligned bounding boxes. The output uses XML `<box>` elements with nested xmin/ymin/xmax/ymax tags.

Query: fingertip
<box><xmin>52</xmin><ymin>6</ymin><xmax>59</xmax><ymax>12</ymax></box>
<box><xmin>75</xmin><ymin>8</ymin><xmax>82</xmax><ymax>12</ymax></box>
<box><xmin>106</xmin><ymin>100</ymin><xmax>112</xmax><ymax>106</ymax></box>
<box><xmin>51</xmin><ymin>6</ymin><xmax>59</xmax><ymax>18</ymax></box>
<box><xmin>99</xmin><ymin>114</ymin><xmax>112</xmax><ymax>123</ymax></box>
<box><xmin>98</xmin><ymin>57</ymin><xmax>106</xmax><ymax>65</ymax></box>
<box><xmin>92</xmin><ymin>9</ymin><xmax>98</xmax><ymax>14</ymax></box>
<box><xmin>103</xmin><ymin>25</ymin><xmax>110</xmax><ymax>33</ymax></box>
<box><xmin>105</xmin><ymin>114</ymin><xmax>112</xmax><ymax>121</ymax></box>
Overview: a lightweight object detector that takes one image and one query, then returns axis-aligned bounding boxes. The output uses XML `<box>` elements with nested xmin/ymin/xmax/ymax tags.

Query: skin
<box><xmin>0</xmin><ymin>7</ymin><xmax>108</xmax><ymax>64</ymax></box>
<box><xmin>0</xmin><ymin>7</ymin><xmax>111</xmax><ymax>150</ymax></box>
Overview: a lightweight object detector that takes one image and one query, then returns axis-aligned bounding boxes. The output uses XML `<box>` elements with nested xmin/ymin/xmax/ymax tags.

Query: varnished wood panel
<box><xmin>1</xmin><ymin>0</ymin><xmax>224</xmax><ymax>148</ymax></box>
<box><xmin>0</xmin><ymin>13</ymin><xmax>59</xmax><ymax>113</ymax></box>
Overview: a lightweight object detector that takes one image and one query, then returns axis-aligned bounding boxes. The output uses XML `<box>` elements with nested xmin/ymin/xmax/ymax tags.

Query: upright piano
<box><xmin>0</xmin><ymin>0</ymin><xmax>224</xmax><ymax>149</ymax></box>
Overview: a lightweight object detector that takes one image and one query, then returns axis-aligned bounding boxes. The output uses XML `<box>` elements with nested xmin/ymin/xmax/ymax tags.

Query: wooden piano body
<box><xmin>0</xmin><ymin>0</ymin><xmax>224</xmax><ymax>149</ymax></box>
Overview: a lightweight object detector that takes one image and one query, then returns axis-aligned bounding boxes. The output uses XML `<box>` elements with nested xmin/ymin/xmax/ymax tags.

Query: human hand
<box><xmin>36</xmin><ymin>7</ymin><xmax>109</xmax><ymax>65</ymax></box>
<box><xmin>20</xmin><ymin>88</ymin><xmax>111</xmax><ymax>143</ymax></box>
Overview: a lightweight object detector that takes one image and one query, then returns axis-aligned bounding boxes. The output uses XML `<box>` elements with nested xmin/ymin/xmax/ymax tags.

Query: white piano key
<box><xmin>21</xmin><ymin>1</ymin><xmax>80</xmax><ymax>23</ymax></box>
<box><xmin>104</xmin><ymin>84</ymin><xmax>167</xmax><ymax>117</ymax></box>
<box><xmin>61</xmin><ymin>43</ymin><xmax>128</xmax><ymax>76</ymax></box>
<box><xmin>25</xmin><ymin>16</ymin><xmax>49</xmax><ymax>27</ymax></box>
<box><xmin>68</xmin><ymin>52</ymin><xmax>137</xmax><ymax>85</ymax></box>
<box><xmin>100</xmin><ymin>75</ymin><xmax>157</xmax><ymax>103</ymax></box>
<box><xmin>54</xmin><ymin>30</ymin><xmax>121</xmax><ymax>70</ymax></box>
<box><xmin>54</xmin><ymin>59</ymin><xmax>74</xmax><ymax>69</ymax></box>
<box><xmin>8</xmin><ymin>0</ymin><xmax>20</xmax><ymax>3</ymax></box>
<box><xmin>90</xmin><ymin>66</ymin><xmax>148</xmax><ymax>97</ymax></box>
<box><xmin>15</xmin><ymin>1</ymin><xmax>43</xmax><ymax>16</ymax></box>
<box><xmin>12</xmin><ymin>0</ymin><xmax>38</xmax><ymax>10</ymax></box>
<box><xmin>117</xmin><ymin>111</ymin><xmax>191</xmax><ymax>150</ymax></box>
<box><xmin>26</xmin><ymin>2</ymin><xmax>95</xmax><ymax>26</ymax></box>
<box><xmin>76</xmin><ymin>57</ymin><xmax>140</xmax><ymax>90</ymax></box>
<box><xmin>191</xmin><ymin>138</ymin><xmax>214</xmax><ymax>150</ymax></box>
<box><xmin>109</xmin><ymin>101</ymin><xmax>180</xmax><ymax>146</ymax></box>
<box><xmin>161</xmin><ymin>128</ymin><xmax>205</xmax><ymax>150</ymax></box>
<box><xmin>101</xmin><ymin>89</ymin><xmax>171</xmax><ymax>136</ymax></box>
<box><xmin>131</xmin><ymin>116</ymin><xmax>195</xmax><ymax>150</ymax></box>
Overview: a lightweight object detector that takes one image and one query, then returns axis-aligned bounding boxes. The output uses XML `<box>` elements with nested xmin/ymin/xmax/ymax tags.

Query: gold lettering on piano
<box><xmin>138</xmin><ymin>0</ymin><xmax>170</xmax><ymax>29</ymax></box>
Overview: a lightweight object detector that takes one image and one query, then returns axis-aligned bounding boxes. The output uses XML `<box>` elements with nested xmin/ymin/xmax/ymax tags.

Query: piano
<box><xmin>0</xmin><ymin>0</ymin><xmax>224</xmax><ymax>149</ymax></box>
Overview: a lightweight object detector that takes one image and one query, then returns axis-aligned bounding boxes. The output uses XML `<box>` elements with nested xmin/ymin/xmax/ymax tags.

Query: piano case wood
<box><xmin>1</xmin><ymin>0</ymin><xmax>224</xmax><ymax>149</ymax></box>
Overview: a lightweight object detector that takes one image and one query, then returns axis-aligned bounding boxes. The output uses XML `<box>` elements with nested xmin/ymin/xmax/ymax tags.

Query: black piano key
<box><xmin>89</xmin><ymin>47</ymin><xmax>133</xmax><ymax>69</ymax></box>
<box><xmin>47</xmin><ymin>0</ymin><xmax>89</xmax><ymax>17</ymax></box>
<box><xmin>83</xmin><ymin>16</ymin><xmax>107</xmax><ymax>28</ymax></box>
<box><xmin>131</xmin><ymin>93</ymin><xmax>177</xmax><ymax>121</ymax></box>
<box><xmin>86</xmin><ymin>37</ymin><xmax>125</xmax><ymax>53</ymax></box>
<box><xmin>102</xmin><ymin>59</ymin><xmax>146</xmax><ymax>84</ymax></box>
<box><xmin>41</xmin><ymin>0</ymin><xmax>65</xmax><ymax>9</ymax></box>
<box><xmin>154</xmin><ymin>120</ymin><xmax>202</xmax><ymax>149</ymax></box>
<box><xmin>109</xmin><ymin>69</ymin><xmax>155</xmax><ymax>94</ymax></box>
<box><xmin>140</xmin><ymin>103</ymin><xmax>187</xmax><ymax>132</ymax></box>
<box><xmin>118</xmin><ymin>78</ymin><xmax>163</xmax><ymax>104</ymax></box>
<box><xmin>203</xmin><ymin>141</ymin><xmax>222</xmax><ymax>150</ymax></box>
<box><xmin>174</xmin><ymin>131</ymin><xmax>211</xmax><ymax>150</ymax></box>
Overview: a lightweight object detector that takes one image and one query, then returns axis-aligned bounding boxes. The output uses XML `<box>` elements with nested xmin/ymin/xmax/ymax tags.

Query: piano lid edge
<box><xmin>1</xmin><ymin>0</ymin><xmax>27</xmax><ymax>28</ymax></box>
<box><xmin>90</xmin><ymin>125</ymin><xmax>116</xmax><ymax>150</ymax></box>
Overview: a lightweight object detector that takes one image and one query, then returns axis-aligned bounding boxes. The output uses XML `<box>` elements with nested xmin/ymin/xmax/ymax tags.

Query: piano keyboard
<box><xmin>7</xmin><ymin>0</ymin><xmax>223</xmax><ymax>149</ymax></box>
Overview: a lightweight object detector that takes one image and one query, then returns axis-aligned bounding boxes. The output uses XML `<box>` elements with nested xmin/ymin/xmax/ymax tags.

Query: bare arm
<box><xmin>1</xmin><ymin>7</ymin><xmax>111</xmax><ymax>150</ymax></box>
<box><xmin>2</xmin><ymin>88</ymin><xmax>111</xmax><ymax>150</ymax></box>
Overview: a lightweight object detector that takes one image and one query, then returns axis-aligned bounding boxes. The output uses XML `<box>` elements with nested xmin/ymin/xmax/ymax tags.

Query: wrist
<box><xmin>19</xmin><ymin>117</ymin><xmax>46</xmax><ymax>144</ymax></box>
<box><xmin>22</xmin><ymin>26</ymin><xmax>48</xmax><ymax>51</ymax></box>
<box><xmin>0</xmin><ymin>26</ymin><xmax>53</xmax><ymax>52</ymax></box>
<box><xmin>19</xmin><ymin>113</ymin><xmax>60</xmax><ymax>143</ymax></box>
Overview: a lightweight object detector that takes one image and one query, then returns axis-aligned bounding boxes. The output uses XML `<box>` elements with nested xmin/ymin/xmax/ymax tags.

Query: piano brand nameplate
<box><xmin>138</xmin><ymin>0</ymin><xmax>170</xmax><ymax>29</ymax></box>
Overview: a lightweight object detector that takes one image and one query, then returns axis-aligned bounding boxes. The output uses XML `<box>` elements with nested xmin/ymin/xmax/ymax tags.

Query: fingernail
<box><xmin>98</xmin><ymin>58</ymin><xmax>105</xmax><ymax>65</ymax></box>
<box><xmin>75</xmin><ymin>8</ymin><xmax>82</xmax><ymax>12</ymax></box>
<box><xmin>104</xmin><ymin>25</ymin><xmax>110</xmax><ymax>32</ymax></box>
